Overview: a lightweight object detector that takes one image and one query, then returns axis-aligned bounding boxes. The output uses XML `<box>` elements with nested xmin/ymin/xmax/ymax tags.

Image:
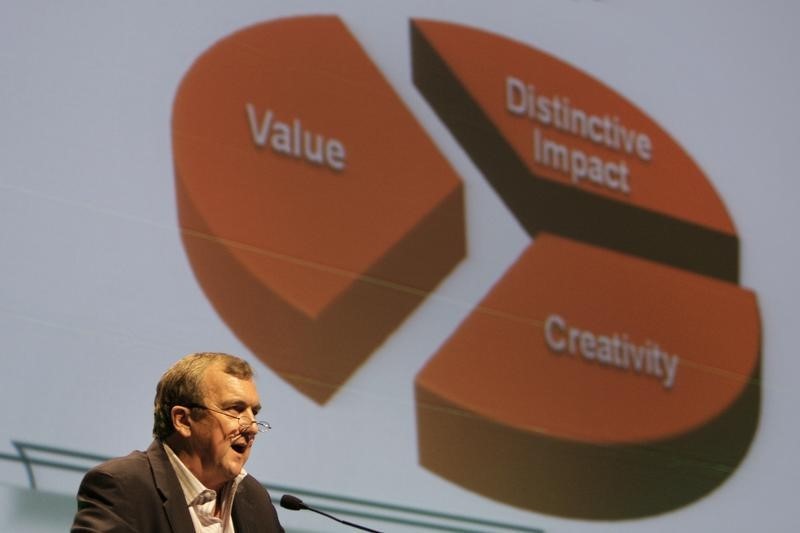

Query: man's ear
<box><xmin>171</xmin><ymin>405</ymin><xmax>193</xmax><ymax>437</ymax></box>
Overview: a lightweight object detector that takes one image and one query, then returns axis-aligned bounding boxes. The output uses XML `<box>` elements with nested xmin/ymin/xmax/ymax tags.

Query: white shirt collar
<box><xmin>163</xmin><ymin>442</ymin><xmax>247</xmax><ymax>523</ymax></box>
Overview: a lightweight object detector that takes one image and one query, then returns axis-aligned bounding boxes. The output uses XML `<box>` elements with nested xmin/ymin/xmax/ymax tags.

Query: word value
<box><xmin>246</xmin><ymin>103</ymin><xmax>346</xmax><ymax>171</ymax></box>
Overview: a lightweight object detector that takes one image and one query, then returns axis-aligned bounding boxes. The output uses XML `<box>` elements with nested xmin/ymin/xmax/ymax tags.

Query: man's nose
<box><xmin>240</xmin><ymin>421</ymin><xmax>258</xmax><ymax>437</ymax></box>
<box><xmin>240</xmin><ymin>411</ymin><xmax>259</xmax><ymax>435</ymax></box>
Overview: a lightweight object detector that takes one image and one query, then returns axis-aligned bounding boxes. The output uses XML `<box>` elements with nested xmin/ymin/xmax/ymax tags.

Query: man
<box><xmin>71</xmin><ymin>352</ymin><xmax>285</xmax><ymax>532</ymax></box>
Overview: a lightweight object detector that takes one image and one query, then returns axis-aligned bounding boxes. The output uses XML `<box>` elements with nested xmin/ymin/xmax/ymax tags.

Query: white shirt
<box><xmin>164</xmin><ymin>442</ymin><xmax>247</xmax><ymax>533</ymax></box>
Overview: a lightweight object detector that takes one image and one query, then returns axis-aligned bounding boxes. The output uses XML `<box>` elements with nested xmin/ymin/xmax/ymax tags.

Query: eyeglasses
<box><xmin>184</xmin><ymin>403</ymin><xmax>271</xmax><ymax>433</ymax></box>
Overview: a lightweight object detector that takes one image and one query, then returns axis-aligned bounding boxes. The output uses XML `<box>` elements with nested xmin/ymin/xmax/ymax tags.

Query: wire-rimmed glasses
<box><xmin>185</xmin><ymin>403</ymin><xmax>271</xmax><ymax>433</ymax></box>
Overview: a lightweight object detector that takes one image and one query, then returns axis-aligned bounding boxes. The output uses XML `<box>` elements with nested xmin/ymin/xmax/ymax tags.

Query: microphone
<box><xmin>279</xmin><ymin>494</ymin><xmax>306</xmax><ymax>511</ymax></box>
<box><xmin>279</xmin><ymin>494</ymin><xmax>384</xmax><ymax>533</ymax></box>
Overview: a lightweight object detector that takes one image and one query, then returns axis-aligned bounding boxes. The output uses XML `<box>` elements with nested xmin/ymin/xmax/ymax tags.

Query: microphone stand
<box><xmin>304</xmin><ymin>505</ymin><xmax>383</xmax><ymax>533</ymax></box>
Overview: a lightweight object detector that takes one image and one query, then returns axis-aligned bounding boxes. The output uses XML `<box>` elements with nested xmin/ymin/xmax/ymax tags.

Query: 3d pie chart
<box><xmin>172</xmin><ymin>15</ymin><xmax>761</xmax><ymax>520</ymax></box>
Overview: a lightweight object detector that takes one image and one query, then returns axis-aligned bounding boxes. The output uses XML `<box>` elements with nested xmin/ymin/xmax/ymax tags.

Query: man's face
<box><xmin>188</xmin><ymin>365</ymin><xmax>262</xmax><ymax>490</ymax></box>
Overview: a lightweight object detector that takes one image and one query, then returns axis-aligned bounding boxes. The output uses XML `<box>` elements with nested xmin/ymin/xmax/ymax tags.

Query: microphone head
<box><xmin>280</xmin><ymin>494</ymin><xmax>307</xmax><ymax>511</ymax></box>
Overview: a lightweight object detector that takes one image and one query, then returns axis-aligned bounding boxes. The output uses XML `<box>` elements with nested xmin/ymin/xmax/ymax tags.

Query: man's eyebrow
<box><xmin>221</xmin><ymin>400</ymin><xmax>262</xmax><ymax>413</ymax></box>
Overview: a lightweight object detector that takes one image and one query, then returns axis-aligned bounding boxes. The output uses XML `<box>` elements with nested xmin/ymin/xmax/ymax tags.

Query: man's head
<box><xmin>153</xmin><ymin>352</ymin><xmax>264</xmax><ymax>490</ymax></box>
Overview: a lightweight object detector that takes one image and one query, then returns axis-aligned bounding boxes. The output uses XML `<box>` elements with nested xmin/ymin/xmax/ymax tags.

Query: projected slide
<box><xmin>6</xmin><ymin>4</ymin><xmax>794</xmax><ymax>532</ymax></box>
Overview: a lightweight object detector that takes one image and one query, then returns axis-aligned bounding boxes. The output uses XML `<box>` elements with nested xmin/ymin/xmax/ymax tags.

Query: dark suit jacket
<box><xmin>71</xmin><ymin>440</ymin><xmax>284</xmax><ymax>532</ymax></box>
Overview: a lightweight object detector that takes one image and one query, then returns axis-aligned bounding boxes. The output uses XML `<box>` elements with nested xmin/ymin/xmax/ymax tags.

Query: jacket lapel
<box><xmin>147</xmin><ymin>440</ymin><xmax>196</xmax><ymax>533</ymax></box>
<box><xmin>231</xmin><ymin>482</ymin><xmax>255</xmax><ymax>533</ymax></box>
